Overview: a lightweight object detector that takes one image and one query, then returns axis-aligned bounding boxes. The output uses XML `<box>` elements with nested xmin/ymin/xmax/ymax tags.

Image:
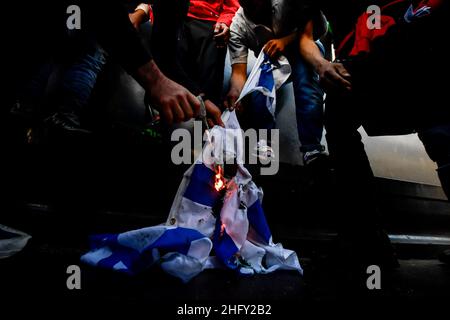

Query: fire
<box><xmin>214</xmin><ymin>165</ymin><xmax>226</xmax><ymax>192</ymax></box>
<box><xmin>220</xmin><ymin>223</ymin><xmax>226</xmax><ymax>237</ymax></box>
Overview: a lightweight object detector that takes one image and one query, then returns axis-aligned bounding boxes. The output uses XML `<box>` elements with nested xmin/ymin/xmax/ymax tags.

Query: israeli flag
<box><xmin>82</xmin><ymin>111</ymin><xmax>302</xmax><ymax>282</ymax></box>
<box><xmin>236</xmin><ymin>51</ymin><xmax>291</xmax><ymax>116</ymax></box>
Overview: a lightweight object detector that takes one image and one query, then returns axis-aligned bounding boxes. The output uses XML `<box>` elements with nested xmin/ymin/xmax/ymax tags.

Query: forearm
<box><xmin>135</xmin><ymin>59</ymin><xmax>200</xmax><ymax>97</ymax></box>
<box><xmin>280</xmin><ymin>31</ymin><xmax>298</xmax><ymax>48</ymax></box>
<box><xmin>299</xmin><ymin>20</ymin><xmax>328</xmax><ymax>72</ymax></box>
<box><xmin>133</xmin><ymin>59</ymin><xmax>164</xmax><ymax>90</ymax></box>
<box><xmin>229</xmin><ymin>64</ymin><xmax>247</xmax><ymax>92</ymax></box>
<box><xmin>299</xmin><ymin>34</ymin><xmax>328</xmax><ymax>72</ymax></box>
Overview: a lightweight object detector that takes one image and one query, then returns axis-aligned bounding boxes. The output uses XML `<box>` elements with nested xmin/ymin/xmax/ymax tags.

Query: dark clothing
<box><xmin>10</xmin><ymin>0</ymin><xmax>152</xmax><ymax>78</ymax></box>
<box><xmin>83</xmin><ymin>0</ymin><xmax>153</xmax><ymax>73</ymax></box>
<box><xmin>176</xmin><ymin>18</ymin><xmax>227</xmax><ymax>104</ymax></box>
<box><xmin>322</xmin><ymin>0</ymin><xmax>450</xmax><ymax>226</ymax></box>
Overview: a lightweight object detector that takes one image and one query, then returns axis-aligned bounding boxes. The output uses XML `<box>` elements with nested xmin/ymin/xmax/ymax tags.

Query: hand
<box><xmin>224</xmin><ymin>86</ymin><xmax>242</xmax><ymax>112</ymax></box>
<box><xmin>129</xmin><ymin>9</ymin><xmax>148</xmax><ymax>31</ymax></box>
<box><xmin>203</xmin><ymin>99</ymin><xmax>224</xmax><ymax>128</ymax></box>
<box><xmin>213</xmin><ymin>23</ymin><xmax>230</xmax><ymax>48</ymax></box>
<box><xmin>141</xmin><ymin>67</ymin><xmax>200</xmax><ymax>125</ymax></box>
<box><xmin>263</xmin><ymin>38</ymin><xmax>289</xmax><ymax>60</ymax></box>
<box><xmin>317</xmin><ymin>62</ymin><xmax>352</xmax><ymax>92</ymax></box>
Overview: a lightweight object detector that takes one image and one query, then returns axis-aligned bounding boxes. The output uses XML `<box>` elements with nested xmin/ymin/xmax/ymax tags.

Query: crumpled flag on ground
<box><xmin>81</xmin><ymin>111</ymin><xmax>302</xmax><ymax>282</ymax></box>
<box><xmin>0</xmin><ymin>224</ymin><xmax>32</xmax><ymax>259</ymax></box>
<box><xmin>236</xmin><ymin>51</ymin><xmax>291</xmax><ymax>117</ymax></box>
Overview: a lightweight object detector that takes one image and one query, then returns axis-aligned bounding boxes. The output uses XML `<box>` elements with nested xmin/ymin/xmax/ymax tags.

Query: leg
<box><xmin>189</xmin><ymin>19</ymin><xmax>227</xmax><ymax>105</ymax></box>
<box><xmin>325</xmin><ymin>92</ymin><xmax>397</xmax><ymax>269</ymax></box>
<box><xmin>151</xmin><ymin>0</ymin><xmax>190</xmax><ymax>76</ymax></box>
<box><xmin>174</xmin><ymin>18</ymin><xmax>226</xmax><ymax>104</ymax></box>
<box><xmin>60</xmin><ymin>42</ymin><xmax>107</xmax><ymax>119</ymax></box>
<box><xmin>325</xmin><ymin>93</ymin><xmax>376</xmax><ymax>229</ymax></box>
<box><xmin>289</xmin><ymin>41</ymin><xmax>325</xmax><ymax>161</ymax></box>
<box><xmin>46</xmin><ymin>37</ymin><xmax>107</xmax><ymax>133</ymax></box>
<box><xmin>418</xmin><ymin>123</ymin><xmax>450</xmax><ymax>200</ymax></box>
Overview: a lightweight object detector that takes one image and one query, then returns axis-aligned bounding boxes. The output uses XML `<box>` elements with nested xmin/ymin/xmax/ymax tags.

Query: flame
<box><xmin>214</xmin><ymin>165</ymin><xmax>226</xmax><ymax>192</ymax></box>
<box><xmin>220</xmin><ymin>223</ymin><xmax>226</xmax><ymax>238</ymax></box>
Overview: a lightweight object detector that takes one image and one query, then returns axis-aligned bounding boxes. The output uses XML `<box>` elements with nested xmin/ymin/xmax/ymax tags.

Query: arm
<box><xmin>129</xmin><ymin>3</ymin><xmax>151</xmax><ymax>30</ymax></box>
<box><xmin>226</xmin><ymin>13</ymin><xmax>250</xmax><ymax>110</ymax></box>
<box><xmin>299</xmin><ymin>20</ymin><xmax>352</xmax><ymax>92</ymax></box>
<box><xmin>216</xmin><ymin>0</ymin><xmax>240</xmax><ymax>27</ymax></box>
<box><xmin>134</xmin><ymin>60</ymin><xmax>223</xmax><ymax>127</ymax></box>
<box><xmin>263</xmin><ymin>31</ymin><xmax>298</xmax><ymax>60</ymax></box>
<box><xmin>88</xmin><ymin>0</ymin><xmax>223</xmax><ymax>126</ymax></box>
<box><xmin>224</xmin><ymin>63</ymin><xmax>247</xmax><ymax>110</ymax></box>
<box><xmin>213</xmin><ymin>0</ymin><xmax>240</xmax><ymax>48</ymax></box>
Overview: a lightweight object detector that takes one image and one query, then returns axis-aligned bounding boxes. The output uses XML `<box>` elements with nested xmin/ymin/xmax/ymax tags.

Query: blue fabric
<box><xmin>85</xmin><ymin>227</ymin><xmax>207</xmax><ymax>275</ymax></box>
<box><xmin>184</xmin><ymin>164</ymin><xmax>221</xmax><ymax>207</ymax></box>
<box><xmin>257</xmin><ymin>54</ymin><xmax>275</xmax><ymax>93</ymax></box>
<box><xmin>62</xmin><ymin>42</ymin><xmax>107</xmax><ymax>112</ymax></box>
<box><xmin>248</xmin><ymin>54</ymin><xmax>277</xmax><ymax>131</ymax></box>
<box><xmin>247</xmin><ymin>200</ymin><xmax>272</xmax><ymax>243</ymax></box>
<box><xmin>247</xmin><ymin>48</ymin><xmax>325</xmax><ymax>154</ymax></box>
<box><xmin>212</xmin><ymin>218</ymin><xmax>239</xmax><ymax>270</ymax></box>
<box><xmin>150</xmin><ymin>227</ymin><xmax>205</xmax><ymax>255</ymax></box>
<box><xmin>289</xmin><ymin>41</ymin><xmax>325</xmax><ymax>153</ymax></box>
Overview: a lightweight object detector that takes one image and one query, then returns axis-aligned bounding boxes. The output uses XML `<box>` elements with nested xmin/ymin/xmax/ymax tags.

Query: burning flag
<box><xmin>214</xmin><ymin>165</ymin><xmax>226</xmax><ymax>192</ymax></box>
<box><xmin>81</xmin><ymin>111</ymin><xmax>302</xmax><ymax>282</ymax></box>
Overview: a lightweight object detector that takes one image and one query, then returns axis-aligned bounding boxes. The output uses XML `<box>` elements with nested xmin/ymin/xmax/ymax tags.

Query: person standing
<box><xmin>173</xmin><ymin>0</ymin><xmax>240</xmax><ymax>106</ymax></box>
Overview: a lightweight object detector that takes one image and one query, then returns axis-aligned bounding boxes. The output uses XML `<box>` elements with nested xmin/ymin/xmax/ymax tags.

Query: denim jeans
<box><xmin>246</xmin><ymin>41</ymin><xmax>325</xmax><ymax>153</ymax></box>
<box><xmin>20</xmin><ymin>36</ymin><xmax>107</xmax><ymax>121</ymax></box>
<box><xmin>60</xmin><ymin>40</ymin><xmax>107</xmax><ymax>115</ymax></box>
<box><xmin>289</xmin><ymin>41</ymin><xmax>325</xmax><ymax>153</ymax></box>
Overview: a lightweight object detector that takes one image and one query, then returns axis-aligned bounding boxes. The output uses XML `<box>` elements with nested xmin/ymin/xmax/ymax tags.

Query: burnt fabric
<box><xmin>82</xmin><ymin>111</ymin><xmax>301</xmax><ymax>282</ymax></box>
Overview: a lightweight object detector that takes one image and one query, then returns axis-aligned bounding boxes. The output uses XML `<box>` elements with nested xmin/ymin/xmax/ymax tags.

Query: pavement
<box><xmin>2</xmin><ymin>166</ymin><xmax>450</xmax><ymax>316</ymax></box>
<box><xmin>1</xmin><ymin>133</ymin><xmax>449</xmax><ymax>317</ymax></box>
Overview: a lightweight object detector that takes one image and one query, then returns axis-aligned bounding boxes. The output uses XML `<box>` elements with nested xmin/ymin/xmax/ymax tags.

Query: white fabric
<box><xmin>0</xmin><ymin>224</ymin><xmax>32</xmax><ymax>259</ymax></box>
<box><xmin>167</xmin><ymin>111</ymin><xmax>302</xmax><ymax>276</ymax></box>
<box><xmin>236</xmin><ymin>51</ymin><xmax>291</xmax><ymax>116</ymax></box>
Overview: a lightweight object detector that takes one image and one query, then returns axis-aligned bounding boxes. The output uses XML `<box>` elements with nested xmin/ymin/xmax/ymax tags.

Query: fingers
<box><xmin>205</xmin><ymin>101</ymin><xmax>224</xmax><ymax>127</ymax></box>
<box><xmin>160</xmin><ymin>105</ymin><xmax>174</xmax><ymax>125</ymax></box>
<box><xmin>178</xmin><ymin>95</ymin><xmax>194</xmax><ymax>121</ymax></box>
<box><xmin>332</xmin><ymin>70</ymin><xmax>352</xmax><ymax>91</ymax></box>
<box><xmin>225</xmin><ymin>93</ymin><xmax>238</xmax><ymax>111</ymax></box>
<box><xmin>335</xmin><ymin>63</ymin><xmax>352</xmax><ymax>81</ymax></box>
<box><xmin>214</xmin><ymin>28</ymin><xmax>229</xmax><ymax>38</ymax></box>
<box><xmin>213</xmin><ymin>24</ymin><xmax>229</xmax><ymax>48</ymax></box>
<box><xmin>320</xmin><ymin>63</ymin><xmax>352</xmax><ymax>92</ymax></box>
<box><xmin>171</xmin><ymin>103</ymin><xmax>185</xmax><ymax>123</ymax></box>
<box><xmin>264</xmin><ymin>41</ymin><xmax>281</xmax><ymax>60</ymax></box>
<box><xmin>186</xmin><ymin>92</ymin><xmax>201</xmax><ymax>117</ymax></box>
<box><xmin>234</xmin><ymin>101</ymin><xmax>243</xmax><ymax>113</ymax></box>
<box><xmin>223</xmin><ymin>99</ymin><xmax>230</xmax><ymax>110</ymax></box>
<box><xmin>214</xmin><ymin>23</ymin><xmax>221</xmax><ymax>34</ymax></box>
<box><xmin>263</xmin><ymin>41</ymin><xmax>273</xmax><ymax>55</ymax></box>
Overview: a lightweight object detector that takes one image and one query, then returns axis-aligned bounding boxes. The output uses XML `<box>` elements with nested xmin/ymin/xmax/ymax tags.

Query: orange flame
<box><xmin>220</xmin><ymin>223</ymin><xmax>226</xmax><ymax>237</ymax></box>
<box><xmin>214</xmin><ymin>165</ymin><xmax>226</xmax><ymax>192</ymax></box>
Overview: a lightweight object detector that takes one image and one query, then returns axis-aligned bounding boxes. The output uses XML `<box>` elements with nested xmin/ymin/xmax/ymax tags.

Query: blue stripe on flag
<box><xmin>184</xmin><ymin>164</ymin><xmax>220</xmax><ymax>207</ymax></box>
<box><xmin>247</xmin><ymin>200</ymin><xmax>272</xmax><ymax>243</ymax></box>
<box><xmin>84</xmin><ymin>227</ymin><xmax>208</xmax><ymax>275</ymax></box>
<box><xmin>213</xmin><ymin>219</ymin><xmax>239</xmax><ymax>270</ymax></box>
<box><xmin>150</xmin><ymin>227</ymin><xmax>205</xmax><ymax>256</ymax></box>
<box><xmin>97</xmin><ymin>247</ymin><xmax>139</xmax><ymax>274</ymax></box>
<box><xmin>257</xmin><ymin>54</ymin><xmax>275</xmax><ymax>92</ymax></box>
